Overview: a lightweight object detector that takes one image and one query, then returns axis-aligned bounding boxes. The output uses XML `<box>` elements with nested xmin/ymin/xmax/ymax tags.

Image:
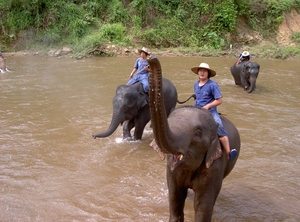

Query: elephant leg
<box><xmin>193</xmin><ymin>172</ymin><xmax>223</xmax><ymax>222</ymax></box>
<box><xmin>233</xmin><ymin>74</ymin><xmax>240</xmax><ymax>85</ymax></box>
<box><xmin>168</xmin><ymin>185</ymin><xmax>187</xmax><ymax>222</ymax></box>
<box><xmin>240</xmin><ymin>75</ymin><xmax>250</xmax><ymax>90</ymax></box>
<box><xmin>167</xmin><ymin>169</ymin><xmax>188</xmax><ymax>222</ymax></box>
<box><xmin>133</xmin><ymin>106</ymin><xmax>150</xmax><ymax>140</ymax></box>
<box><xmin>193</xmin><ymin>192</ymin><xmax>216</xmax><ymax>222</ymax></box>
<box><xmin>123</xmin><ymin>120</ymin><xmax>134</xmax><ymax>140</ymax></box>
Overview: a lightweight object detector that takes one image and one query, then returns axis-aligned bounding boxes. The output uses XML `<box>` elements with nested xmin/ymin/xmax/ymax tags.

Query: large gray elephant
<box><xmin>230</xmin><ymin>60</ymin><xmax>260</xmax><ymax>93</ymax></box>
<box><xmin>92</xmin><ymin>77</ymin><xmax>177</xmax><ymax>140</ymax></box>
<box><xmin>148</xmin><ymin>55</ymin><xmax>241</xmax><ymax>222</ymax></box>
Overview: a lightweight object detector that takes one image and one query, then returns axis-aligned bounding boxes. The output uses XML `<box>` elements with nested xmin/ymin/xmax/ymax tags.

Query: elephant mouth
<box><xmin>171</xmin><ymin>154</ymin><xmax>183</xmax><ymax>170</ymax></box>
<box><xmin>149</xmin><ymin>139</ymin><xmax>184</xmax><ymax>169</ymax></box>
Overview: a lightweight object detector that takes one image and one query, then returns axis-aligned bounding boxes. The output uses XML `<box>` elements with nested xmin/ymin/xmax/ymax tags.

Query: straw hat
<box><xmin>138</xmin><ymin>47</ymin><xmax>150</xmax><ymax>55</ymax></box>
<box><xmin>241</xmin><ymin>51</ymin><xmax>250</xmax><ymax>57</ymax></box>
<box><xmin>191</xmin><ymin>63</ymin><xmax>216</xmax><ymax>77</ymax></box>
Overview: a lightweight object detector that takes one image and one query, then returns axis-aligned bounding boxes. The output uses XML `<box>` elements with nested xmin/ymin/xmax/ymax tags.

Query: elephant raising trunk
<box><xmin>148</xmin><ymin>55</ymin><xmax>241</xmax><ymax>222</ymax></box>
<box><xmin>148</xmin><ymin>57</ymin><xmax>182</xmax><ymax>155</ymax></box>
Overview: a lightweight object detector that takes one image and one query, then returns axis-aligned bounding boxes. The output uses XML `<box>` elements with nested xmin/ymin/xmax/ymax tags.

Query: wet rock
<box><xmin>61</xmin><ymin>47</ymin><xmax>72</xmax><ymax>55</ymax></box>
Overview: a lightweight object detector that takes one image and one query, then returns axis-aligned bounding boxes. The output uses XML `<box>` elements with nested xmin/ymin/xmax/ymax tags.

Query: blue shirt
<box><xmin>134</xmin><ymin>58</ymin><xmax>149</xmax><ymax>75</ymax></box>
<box><xmin>194</xmin><ymin>79</ymin><xmax>222</xmax><ymax>113</ymax></box>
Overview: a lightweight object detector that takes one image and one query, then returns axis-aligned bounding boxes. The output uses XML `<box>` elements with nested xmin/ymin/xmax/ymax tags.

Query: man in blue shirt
<box><xmin>127</xmin><ymin>47</ymin><xmax>150</xmax><ymax>92</ymax></box>
<box><xmin>191</xmin><ymin>62</ymin><xmax>238</xmax><ymax>161</ymax></box>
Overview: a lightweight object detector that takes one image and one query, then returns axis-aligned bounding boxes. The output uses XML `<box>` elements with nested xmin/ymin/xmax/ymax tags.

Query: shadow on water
<box><xmin>0</xmin><ymin>55</ymin><xmax>299</xmax><ymax>221</ymax></box>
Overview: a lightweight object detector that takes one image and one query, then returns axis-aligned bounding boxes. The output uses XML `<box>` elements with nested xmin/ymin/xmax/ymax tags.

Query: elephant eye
<box><xmin>194</xmin><ymin>129</ymin><xmax>202</xmax><ymax>136</ymax></box>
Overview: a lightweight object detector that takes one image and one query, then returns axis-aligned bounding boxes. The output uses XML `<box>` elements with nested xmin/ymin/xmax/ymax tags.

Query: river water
<box><xmin>0</xmin><ymin>54</ymin><xmax>299</xmax><ymax>221</ymax></box>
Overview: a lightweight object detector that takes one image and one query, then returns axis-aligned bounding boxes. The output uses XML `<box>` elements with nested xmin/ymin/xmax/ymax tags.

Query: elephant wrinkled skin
<box><xmin>230</xmin><ymin>61</ymin><xmax>260</xmax><ymax>93</ymax></box>
<box><xmin>148</xmin><ymin>55</ymin><xmax>241</xmax><ymax>222</ymax></box>
<box><xmin>92</xmin><ymin>77</ymin><xmax>177</xmax><ymax>141</ymax></box>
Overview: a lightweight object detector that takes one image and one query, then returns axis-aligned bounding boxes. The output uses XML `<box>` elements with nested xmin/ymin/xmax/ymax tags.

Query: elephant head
<box><xmin>92</xmin><ymin>82</ymin><xmax>148</xmax><ymax>140</ymax></box>
<box><xmin>230</xmin><ymin>60</ymin><xmax>260</xmax><ymax>93</ymax></box>
<box><xmin>148</xmin><ymin>55</ymin><xmax>240</xmax><ymax>221</ymax></box>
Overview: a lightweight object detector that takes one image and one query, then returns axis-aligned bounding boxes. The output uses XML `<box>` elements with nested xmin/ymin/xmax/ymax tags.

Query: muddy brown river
<box><xmin>0</xmin><ymin>55</ymin><xmax>299</xmax><ymax>221</ymax></box>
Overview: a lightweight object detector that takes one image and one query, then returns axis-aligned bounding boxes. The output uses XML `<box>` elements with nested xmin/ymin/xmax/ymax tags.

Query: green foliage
<box><xmin>257</xmin><ymin>44</ymin><xmax>300</xmax><ymax>59</ymax></box>
<box><xmin>74</xmin><ymin>32</ymin><xmax>106</xmax><ymax>52</ymax></box>
<box><xmin>272</xmin><ymin>45</ymin><xmax>300</xmax><ymax>59</ymax></box>
<box><xmin>209</xmin><ymin>0</ymin><xmax>237</xmax><ymax>32</ymax></box>
<box><xmin>233</xmin><ymin>0</ymin><xmax>251</xmax><ymax>16</ymax></box>
<box><xmin>36</xmin><ymin>26</ymin><xmax>62</xmax><ymax>45</ymax></box>
<box><xmin>98</xmin><ymin>23</ymin><xmax>127</xmax><ymax>43</ymax></box>
<box><xmin>81</xmin><ymin>0</ymin><xmax>109</xmax><ymax>19</ymax></box>
<box><xmin>0</xmin><ymin>0</ymin><xmax>299</xmax><ymax>53</ymax></box>
<box><xmin>247</xmin><ymin>0</ymin><xmax>300</xmax><ymax>37</ymax></box>
<box><xmin>57</xmin><ymin>3</ymin><xmax>92</xmax><ymax>39</ymax></box>
<box><xmin>107</xmin><ymin>0</ymin><xmax>130</xmax><ymax>24</ymax></box>
<box><xmin>3</xmin><ymin>4</ymin><xmax>34</xmax><ymax>32</ymax></box>
<box><xmin>202</xmin><ymin>31</ymin><xmax>226</xmax><ymax>49</ymax></box>
<box><xmin>291</xmin><ymin>32</ymin><xmax>300</xmax><ymax>45</ymax></box>
<box><xmin>74</xmin><ymin>23</ymin><xmax>130</xmax><ymax>52</ymax></box>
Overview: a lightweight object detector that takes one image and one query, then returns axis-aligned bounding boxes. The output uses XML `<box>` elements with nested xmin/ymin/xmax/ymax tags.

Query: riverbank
<box><xmin>3</xmin><ymin>42</ymin><xmax>300</xmax><ymax>61</ymax></box>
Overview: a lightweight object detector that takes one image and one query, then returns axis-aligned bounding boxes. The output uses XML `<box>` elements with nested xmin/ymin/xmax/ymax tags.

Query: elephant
<box><xmin>92</xmin><ymin>77</ymin><xmax>178</xmax><ymax>141</ymax></box>
<box><xmin>148</xmin><ymin>55</ymin><xmax>241</xmax><ymax>222</ymax></box>
<box><xmin>230</xmin><ymin>60</ymin><xmax>260</xmax><ymax>93</ymax></box>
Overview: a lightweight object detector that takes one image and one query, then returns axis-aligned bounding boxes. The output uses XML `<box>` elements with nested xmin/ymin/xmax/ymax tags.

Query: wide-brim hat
<box><xmin>138</xmin><ymin>47</ymin><xmax>150</xmax><ymax>55</ymax></box>
<box><xmin>191</xmin><ymin>62</ymin><xmax>216</xmax><ymax>77</ymax></box>
<box><xmin>242</xmin><ymin>51</ymin><xmax>250</xmax><ymax>57</ymax></box>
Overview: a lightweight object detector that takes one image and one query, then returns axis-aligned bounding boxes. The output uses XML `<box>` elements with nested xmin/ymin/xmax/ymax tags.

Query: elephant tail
<box><xmin>177</xmin><ymin>94</ymin><xmax>196</xmax><ymax>104</ymax></box>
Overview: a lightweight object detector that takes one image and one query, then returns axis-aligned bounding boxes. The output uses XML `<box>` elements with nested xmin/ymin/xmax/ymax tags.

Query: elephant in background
<box><xmin>230</xmin><ymin>61</ymin><xmax>260</xmax><ymax>93</ymax></box>
<box><xmin>92</xmin><ymin>77</ymin><xmax>178</xmax><ymax>141</ymax></box>
<box><xmin>148</xmin><ymin>55</ymin><xmax>241</xmax><ymax>222</ymax></box>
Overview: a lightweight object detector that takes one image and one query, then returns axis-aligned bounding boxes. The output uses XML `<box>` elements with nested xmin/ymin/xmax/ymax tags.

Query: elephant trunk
<box><xmin>92</xmin><ymin>112</ymin><xmax>123</xmax><ymax>139</ymax></box>
<box><xmin>246</xmin><ymin>75</ymin><xmax>256</xmax><ymax>93</ymax></box>
<box><xmin>148</xmin><ymin>55</ymin><xmax>181</xmax><ymax>155</ymax></box>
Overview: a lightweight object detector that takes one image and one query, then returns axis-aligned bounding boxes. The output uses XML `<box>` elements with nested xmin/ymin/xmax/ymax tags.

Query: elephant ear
<box><xmin>205</xmin><ymin>138</ymin><xmax>223</xmax><ymax>168</ymax></box>
<box><xmin>137</xmin><ymin>91</ymin><xmax>149</xmax><ymax>109</ymax></box>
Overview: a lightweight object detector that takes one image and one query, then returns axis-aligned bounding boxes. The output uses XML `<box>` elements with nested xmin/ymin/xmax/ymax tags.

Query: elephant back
<box><xmin>162</xmin><ymin>77</ymin><xmax>178</xmax><ymax>116</ymax></box>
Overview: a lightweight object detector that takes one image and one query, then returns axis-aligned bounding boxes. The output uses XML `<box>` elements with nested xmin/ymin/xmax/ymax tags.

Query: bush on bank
<box><xmin>0</xmin><ymin>0</ymin><xmax>300</xmax><ymax>58</ymax></box>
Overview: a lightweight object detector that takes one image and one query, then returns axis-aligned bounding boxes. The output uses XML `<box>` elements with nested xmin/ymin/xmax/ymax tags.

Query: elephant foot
<box><xmin>229</xmin><ymin>149</ymin><xmax>238</xmax><ymax>162</ymax></box>
<box><xmin>123</xmin><ymin>137</ymin><xmax>134</xmax><ymax>141</ymax></box>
